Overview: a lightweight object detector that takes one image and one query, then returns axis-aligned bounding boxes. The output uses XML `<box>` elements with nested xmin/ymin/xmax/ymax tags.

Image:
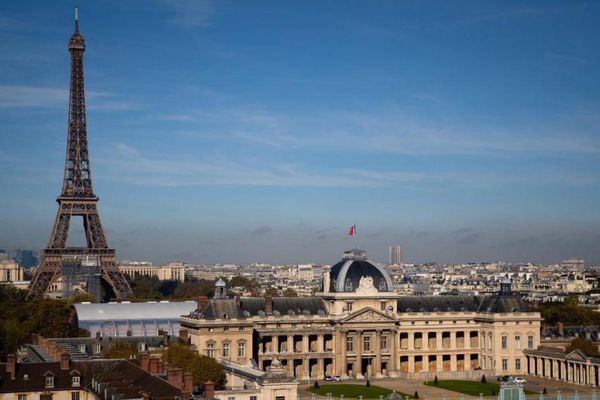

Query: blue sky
<box><xmin>1</xmin><ymin>0</ymin><xmax>599</xmax><ymax>265</ymax></box>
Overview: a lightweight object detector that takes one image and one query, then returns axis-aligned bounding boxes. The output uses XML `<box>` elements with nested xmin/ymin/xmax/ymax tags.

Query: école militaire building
<box><xmin>180</xmin><ymin>249</ymin><xmax>542</xmax><ymax>380</ymax></box>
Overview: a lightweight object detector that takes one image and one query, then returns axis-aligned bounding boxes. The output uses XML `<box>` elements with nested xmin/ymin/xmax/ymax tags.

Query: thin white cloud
<box><xmin>0</xmin><ymin>85</ymin><xmax>138</xmax><ymax>110</ymax></box>
<box><xmin>162</xmin><ymin>0</ymin><xmax>215</xmax><ymax>28</ymax></box>
<box><xmin>95</xmin><ymin>142</ymin><xmax>424</xmax><ymax>188</ymax></box>
<box><xmin>0</xmin><ymin>85</ymin><xmax>66</xmax><ymax>107</ymax></box>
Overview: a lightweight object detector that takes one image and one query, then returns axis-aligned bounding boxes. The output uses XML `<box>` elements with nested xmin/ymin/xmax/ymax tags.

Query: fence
<box><xmin>299</xmin><ymin>389</ymin><xmax>600</xmax><ymax>400</ymax></box>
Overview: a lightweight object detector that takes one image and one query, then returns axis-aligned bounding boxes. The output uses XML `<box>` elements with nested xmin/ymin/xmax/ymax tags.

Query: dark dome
<box><xmin>327</xmin><ymin>249</ymin><xmax>394</xmax><ymax>293</ymax></box>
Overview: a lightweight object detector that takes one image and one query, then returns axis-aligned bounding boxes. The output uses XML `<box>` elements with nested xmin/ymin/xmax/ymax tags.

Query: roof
<box><xmin>73</xmin><ymin>301</ymin><xmax>197</xmax><ymax>321</ymax></box>
<box><xmin>396</xmin><ymin>295</ymin><xmax>531</xmax><ymax>313</ymax></box>
<box><xmin>0</xmin><ymin>359</ymin><xmax>183</xmax><ymax>398</ymax></box>
<box><xmin>189</xmin><ymin>297</ymin><xmax>328</xmax><ymax>319</ymax></box>
<box><xmin>0</xmin><ymin>359</ymin><xmax>114</xmax><ymax>393</ymax></box>
<box><xmin>329</xmin><ymin>250</ymin><xmax>394</xmax><ymax>293</ymax></box>
<box><xmin>91</xmin><ymin>359</ymin><xmax>182</xmax><ymax>399</ymax></box>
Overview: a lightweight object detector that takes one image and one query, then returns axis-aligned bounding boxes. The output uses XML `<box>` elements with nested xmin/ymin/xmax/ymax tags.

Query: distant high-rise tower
<box><xmin>27</xmin><ymin>9</ymin><xmax>133</xmax><ymax>301</ymax></box>
<box><xmin>389</xmin><ymin>244</ymin><xmax>403</xmax><ymax>265</ymax></box>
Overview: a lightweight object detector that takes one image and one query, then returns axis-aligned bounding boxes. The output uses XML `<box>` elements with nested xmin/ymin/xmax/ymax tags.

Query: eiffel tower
<box><xmin>27</xmin><ymin>9</ymin><xmax>133</xmax><ymax>300</ymax></box>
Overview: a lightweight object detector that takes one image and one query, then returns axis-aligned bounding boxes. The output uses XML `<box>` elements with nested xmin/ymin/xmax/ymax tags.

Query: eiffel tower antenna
<box><xmin>28</xmin><ymin>9</ymin><xmax>133</xmax><ymax>301</ymax></box>
<box><xmin>74</xmin><ymin>6</ymin><xmax>79</xmax><ymax>33</ymax></box>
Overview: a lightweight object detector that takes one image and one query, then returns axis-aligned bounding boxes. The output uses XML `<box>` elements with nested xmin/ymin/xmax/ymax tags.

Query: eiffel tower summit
<box><xmin>27</xmin><ymin>8</ymin><xmax>133</xmax><ymax>301</ymax></box>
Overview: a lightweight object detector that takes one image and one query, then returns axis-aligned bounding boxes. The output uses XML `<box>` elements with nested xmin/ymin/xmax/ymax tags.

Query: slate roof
<box><xmin>91</xmin><ymin>359</ymin><xmax>182</xmax><ymax>399</ymax></box>
<box><xmin>542</xmin><ymin>325</ymin><xmax>600</xmax><ymax>341</ymax></box>
<box><xmin>0</xmin><ymin>359</ymin><xmax>182</xmax><ymax>398</ymax></box>
<box><xmin>0</xmin><ymin>359</ymin><xmax>114</xmax><ymax>393</ymax></box>
<box><xmin>189</xmin><ymin>297</ymin><xmax>328</xmax><ymax>319</ymax></box>
<box><xmin>396</xmin><ymin>295</ymin><xmax>531</xmax><ymax>313</ymax></box>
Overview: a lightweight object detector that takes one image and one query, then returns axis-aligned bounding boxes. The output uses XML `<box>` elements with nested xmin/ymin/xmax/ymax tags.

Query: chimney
<box><xmin>139</xmin><ymin>352</ymin><xmax>150</xmax><ymax>371</ymax></box>
<box><xmin>204</xmin><ymin>380</ymin><xmax>215</xmax><ymax>400</ymax></box>
<box><xmin>197</xmin><ymin>296</ymin><xmax>209</xmax><ymax>311</ymax></box>
<box><xmin>149</xmin><ymin>357</ymin><xmax>160</xmax><ymax>374</ymax></box>
<box><xmin>95</xmin><ymin>331</ymin><xmax>101</xmax><ymax>341</ymax></box>
<box><xmin>167</xmin><ymin>367</ymin><xmax>183</xmax><ymax>389</ymax></box>
<box><xmin>6</xmin><ymin>353</ymin><xmax>16</xmax><ymax>380</ymax></box>
<box><xmin>60</xmin><ymin>353</ymin><xmax>70</xmax><ymax>371</ymax></box>
<box><xmin>179</xmin><ymin>329</ymin><xmax>189</xmax><ymax>343</ymax></box>
<box><xmin>235</xmin><ymin>295</ymin><xmax>241</xmax><ymax>308</ymax></box>
<box><xmin>265</xmin><ymin>296</ymin><xmax>273</xmax><ymax>314</ymax></box>
<box><xmin>557</xmin><ymin>321</ymin><xmax>564</xmax><ymax>337</ymax></box>
<box><xmin>183</xmin><ymin>372</ymin><xmax>194</xmax><ymax>396</ymax></box>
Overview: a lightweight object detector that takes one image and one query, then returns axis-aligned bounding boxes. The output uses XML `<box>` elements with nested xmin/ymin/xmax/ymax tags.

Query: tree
<box><xmin>566</xmin><ymin>337</ymin><xmax>600</xmax><ymax>357</ymax></box>
<box><xmin>564</xmin><ymin>294</ymin><xmax>579</xmax><ymax>306</ymax></box>
<box><xmin>103</xmin><ymin>341</ymin><xmax>138</xmax><ymax>359</ymax></box>
<box><xmin>481</xmin><ymin>374</ymin><xmax>487</xmax><ymax>384</ymax></box>
<box><xmin>163</xmin><ymin>344</ymin><xmax>226</xmax><ymax>387</ymax></box>
<box><xmin>283</xmin><ymin>288</ymin><xmax>298</xmax><ymax>297</ymax></box>
<box><xmin>314</xmin><ymin>381</ymin><xmax>320</xmax><ymax>389</ymax></box>
<box><xmin>0</xmin><ymin>285</ymin><xmax>86</xmax><ymax>353</ymax></box>
<box><xmin>414</xmin><ymin>391</ymin><xmax>419</xmax><ymax>399</ymax></box>
<box><xmin>433</xmin><ymin>375</ymin><xmax>439</xmax><ymax>385</ymax></box>
<box><xmin>543</xmin><ymin>388</ymin><xmax>547</xmax><ymax>395</ymax></box>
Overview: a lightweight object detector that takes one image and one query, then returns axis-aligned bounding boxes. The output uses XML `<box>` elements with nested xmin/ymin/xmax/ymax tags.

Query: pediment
<box><xmin>342</xmin><ymin>307</ymin><xmax>396</xmax><ymax>323</ymax></box>
<box><xmin>566</xmin><ymin>349</ymin><xmax>589</xmax><ymax>361</ymax></box>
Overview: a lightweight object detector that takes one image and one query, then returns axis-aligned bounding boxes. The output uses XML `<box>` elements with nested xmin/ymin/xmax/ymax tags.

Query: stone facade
<box><xmin>525</xmin><ymin>348</ymin><xmax>600</xmax><ymax>387</ymax></box>
<box><xmin>181</xmin><ymin>250</ymin><xmax>542</xmax><ymax>379</ymax></box>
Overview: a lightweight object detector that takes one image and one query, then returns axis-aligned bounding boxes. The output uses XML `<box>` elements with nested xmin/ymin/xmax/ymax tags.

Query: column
<box><xmin>437</xmin><ymin>331</ymin><xmax>443</xmax><ymax>350</ymax></box>
<box><xmin>408</xmin><ymin>355</ymin><xmax>415</xmax><ymax>373</ymax></box>
<box><xmin>317</xmin><ymin>358</ymin><xmax>325</xmax><ymax>379</ymax></box>
<box><xmin>287</xmin><ymin>334</ymin><xmax>293</xmax><ymax>353</ymax></box>
<box><xmin>437</xmin><ymin>354</ymin><xmax>443</xmax><ymax>372</ymax></box>
<box><xmin>409</xmin><ymin>332</ymin><xmax>415</xmax><ymax>350</ymax></box>
<box><xmin>423</xmin><ymin>331</ymin><xmax>429</xmax><ymax>351</ymax></box>
<box><xmin>390</xmin><ymin>330</ymin><xmax>398</xmax><ymax>375</ymax></box>
<box><xmin>302</xmin><ymin>335</ymin><xmax>309</xmax><ymax>353</ymax></box>
<box><xmin>338</xmin><ymin>330</ymin><xmax>346</xmax><ymax>376</ymax></box>
<box><xmin>374</xmin><ymin>330</ymin><xmax>382</xmax><ymax>377</ymax></box>
<box><xmin>318</xmin><ymin>334</ymin><xmax>324</xmax><ymax>352</ymax></box>
<box><xmin>274</xmin><ymin>335</ymin><xmax>279</xmax><ymax>353</ymax></box>
<box><xmin>450</xmin><ymin>330</ymin><xmax>457</xmax><ymax>349</ymax></box>
<box><xmin>450</xmin><ymin>354</ymin><xmax>457</xmax><ymax>371</ymax></box>
<box><xmin>355</xmin><ymin>332</ymin><xmax>363</xmax><ymax>377</ymax></box>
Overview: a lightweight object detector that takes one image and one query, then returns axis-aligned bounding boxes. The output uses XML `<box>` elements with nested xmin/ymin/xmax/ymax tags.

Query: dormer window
<box><xmin>72</xmin><ymin>375</ymin><xmax>81</xmax><ymax>387</ymax></box>
<box><xmin>45</xmin><ymin>375</ymin><xmax>55</xmax><ymax>388</ymax></box>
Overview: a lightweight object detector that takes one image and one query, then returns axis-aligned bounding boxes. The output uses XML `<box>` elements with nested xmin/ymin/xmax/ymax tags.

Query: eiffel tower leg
<box><xmin>100</xmin><ymin>256</ymin><xmax>133</xmax><ymax>299</ymax></box>
<box><xmin>27</xmin><ymin>255</ymin><xmax>61</xmax><ymax>299</ymax></box>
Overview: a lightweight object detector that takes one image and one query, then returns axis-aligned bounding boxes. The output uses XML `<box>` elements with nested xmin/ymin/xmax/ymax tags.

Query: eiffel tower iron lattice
<box><xmin>27</xmin><ymin>9</ymin><xmax>133</xmax><ymax>300</ymax></box>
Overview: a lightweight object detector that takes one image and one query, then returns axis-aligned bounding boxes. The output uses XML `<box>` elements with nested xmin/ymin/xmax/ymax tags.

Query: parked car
<box><xmin>332</xmin><ymin>376</ymin><xmax>342</xmax><ymax>381</ymax></box>
<box><xmin>497</xmin><ymin>375</ymin><xmax>511</xmax><ymax>382</ymax></box>
<box><xmin>512</xmin><ymin>377</ymin><xmax>527</xmax><ymax>384</ymax></box>
<box><xmin>324</xmin><ymin>375</ymin><xmax>333</xmax><ymax>381</ymax></box>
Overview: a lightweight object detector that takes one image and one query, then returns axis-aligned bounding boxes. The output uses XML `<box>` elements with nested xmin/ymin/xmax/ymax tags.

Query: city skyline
<box><xmin>1</xmin><ymin>1</ymin><xmax>600</xmax><ymax>264</ymax></box>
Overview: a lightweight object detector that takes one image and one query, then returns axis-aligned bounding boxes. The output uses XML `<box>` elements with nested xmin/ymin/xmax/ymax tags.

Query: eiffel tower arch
<box><xmin>27</xmin><ymin>9</ymin><xmax>133</xmax><ymax>301</ymax></box>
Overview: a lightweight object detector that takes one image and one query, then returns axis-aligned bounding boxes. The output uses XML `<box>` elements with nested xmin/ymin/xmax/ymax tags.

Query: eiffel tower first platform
<box><xmin>27</xmin><ymin>9</ymin><xmax>133</xmax><ymax>301</ymax></box>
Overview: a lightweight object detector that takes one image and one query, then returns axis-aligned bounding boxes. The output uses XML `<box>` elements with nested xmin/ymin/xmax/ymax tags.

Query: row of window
<box><xmin>343</xmin><ymin>333</ymin><xmax>534</xmax><ymax>352</ymax></box>
<box><xmin>501</xmin><ymin>358</ymin><xmax>522</xmax><ymax>371</ymax></box>
<box><xmin>499</xmin><ymin>335</ymin><xmax>534</xmax><ymax>350</ymax></box>
<box><xmin>207</xmin><ymin>341</ymin><xmax>246</xmax><ymax>358</ymax></box>
<box><xmin>18</xmin><ymin>392</ymin><xmax>80</xmax><ymax>400</ymax></box>
<box><xmin>346</xmin><ymin>335</ymin><xmax>388</xmax><ymax>352</ymax></box>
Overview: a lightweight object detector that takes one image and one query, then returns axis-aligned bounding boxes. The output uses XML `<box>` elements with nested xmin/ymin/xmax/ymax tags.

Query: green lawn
<box><xmin>307</xmin><ymin>384</ymin><xmax>410</xmax><ymax>399</ymax></box>
<box><xmin>425</xmin><ymin>380</ymin><xmax>500</xmax><ymax>396</ymax></box>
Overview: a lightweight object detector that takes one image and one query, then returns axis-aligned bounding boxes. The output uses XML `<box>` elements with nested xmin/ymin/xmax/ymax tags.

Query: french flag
<box><xmin>348</xmin><ymin>224</ymin><xmax>356</xmax><ymax>236</ymax></box>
